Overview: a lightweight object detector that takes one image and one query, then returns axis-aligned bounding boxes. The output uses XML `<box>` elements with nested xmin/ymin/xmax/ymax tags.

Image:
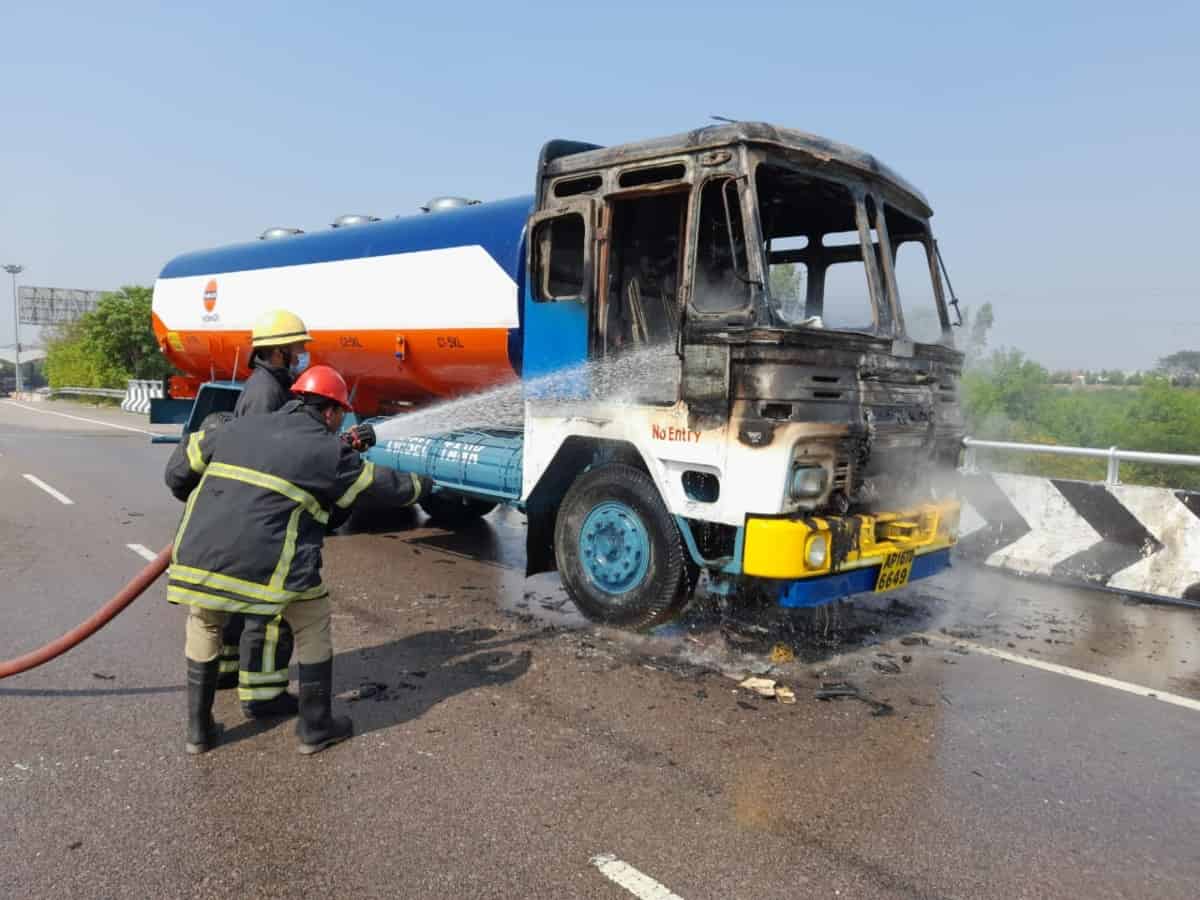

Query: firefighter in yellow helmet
<box><xmin>234</xmin><ymin>309</ymin><xmax>314</xmax><ymax>416</ymax></box>
<box><xmin>212</xmin><ymin>310</ymin><xmax>314</xmax><ymax>715</ymax></box>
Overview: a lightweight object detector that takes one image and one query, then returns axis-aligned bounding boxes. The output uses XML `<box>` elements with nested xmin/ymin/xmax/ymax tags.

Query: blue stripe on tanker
<box><xmin>158</xmin><ymin>195</ymin><xmax>533</xmax><ymax>281</ymax></box>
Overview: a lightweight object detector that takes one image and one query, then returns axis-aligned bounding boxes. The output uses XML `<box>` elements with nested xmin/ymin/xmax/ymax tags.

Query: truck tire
<box><xmin>554</xmin><ymin>463</ymin><xmax>688</xmax><ymax>630</ymax></box>
<box><xmin>419</xmin><ymin>492</ymin><xmax>498</xmax><ymax>528</ymax></box>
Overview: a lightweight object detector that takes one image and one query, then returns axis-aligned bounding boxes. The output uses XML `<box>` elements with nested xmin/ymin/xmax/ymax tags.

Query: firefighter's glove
<box><xmin>415</xmin><ymin>475</ymin><xmax>433</xmax><ymax>499</ymax></box>
<box><xmin>341</xmin><ymin>423</ymin><xmax>376</xmax><ymax>452</ymax></box>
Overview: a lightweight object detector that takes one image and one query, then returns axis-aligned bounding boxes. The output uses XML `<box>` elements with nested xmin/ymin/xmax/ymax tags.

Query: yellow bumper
<box><xmin>741</xmin><ymin>499</ymin><xmax>960</xmax><ymax>580</ymax></box>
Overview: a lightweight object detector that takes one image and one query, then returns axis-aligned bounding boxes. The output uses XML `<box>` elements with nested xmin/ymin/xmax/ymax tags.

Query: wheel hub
<box><xmin>579</xmin><ymin>501</ymin><xmax>651</xmax><ymax>595</ymax></box>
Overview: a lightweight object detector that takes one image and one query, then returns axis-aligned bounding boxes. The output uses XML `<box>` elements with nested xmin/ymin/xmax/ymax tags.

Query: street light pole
<box><xmin>3</xmin><ymin>264</ymin><xmax>24</xmax><ymax>395</ymax></box>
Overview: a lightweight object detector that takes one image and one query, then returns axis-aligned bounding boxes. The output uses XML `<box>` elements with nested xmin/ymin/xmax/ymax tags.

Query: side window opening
<box><xmin>885</xmin><ymin>205</ymin><xmax>946</xmax><ymax>344</ymax></box>
<box><xmin>692</xmin><ymin>178</ymin><xmax>752</xmax><ymax>313</ymax></box>
<box><xmin>533</xmin><ymin>213</ymin><xmax>585</xmax><ymax>300</ymax></box>
<box><xmin>603</xmin><ymin>192</ymin><xmax>686</xmax><ymax>352</ymax></box>
<box><xmin>756</xmin><ymin>163</ymin><xmax>877</xmax><ymax>333</ymax></box>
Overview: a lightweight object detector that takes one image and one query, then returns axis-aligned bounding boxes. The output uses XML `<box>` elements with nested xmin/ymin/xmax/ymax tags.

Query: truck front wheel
<box><xmin>554</xmin><ymin>463</ymin><xmax>688</xmax><ymax>630</ymax></box>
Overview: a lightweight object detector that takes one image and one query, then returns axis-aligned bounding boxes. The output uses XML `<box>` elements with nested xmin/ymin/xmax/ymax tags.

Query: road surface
<box><xmin>2</xmin><ymin>399</ymin><xmax>1198</xmax><ymax>899</ymax></box>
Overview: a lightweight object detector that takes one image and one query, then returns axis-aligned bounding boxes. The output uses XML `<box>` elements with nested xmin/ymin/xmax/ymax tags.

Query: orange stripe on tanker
<box><xmin>152</xmin><ymin>317</ymin><xmax>516</xmax><ymax>414</ymax></box>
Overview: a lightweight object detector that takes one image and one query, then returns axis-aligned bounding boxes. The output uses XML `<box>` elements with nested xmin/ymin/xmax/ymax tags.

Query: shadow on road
<box><xmin>334</xmin><ymin>626</ymin><xmax>533</xmax><ymax>740</ymax></box>
<box><xmin>404</xmin><ymin>524</ymin><xmax>517</xmax><ymax>569</ymax></box>
<box><xmin>216</xmin><ymin>626</ymin><xmax>534</xmax><ymax>750</ymax></box>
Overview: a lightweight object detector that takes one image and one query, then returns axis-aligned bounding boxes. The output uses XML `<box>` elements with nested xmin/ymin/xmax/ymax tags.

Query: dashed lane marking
<box><xmin>126</xmin><ymin>544</ymin><xmax>158</xmax><ymax>562</ymax></box>
<box><xmin>1</xmin><ymin>400</ymin><xmax>157</xmax><ymax>436</ymax></box>
<box><xmin>590</xmin><ymin>854</ymin><xmax>684</xmax><ymax>900</ymax></box>
<box><xmin>920</xmin><ymin>632</ymin><xmax>1200</xmax><ymax>712</ymax></box>
<box><xmin>22</xmin><ymin>473</ymin><xmax>75</xmax><ymax>505</ymax></box>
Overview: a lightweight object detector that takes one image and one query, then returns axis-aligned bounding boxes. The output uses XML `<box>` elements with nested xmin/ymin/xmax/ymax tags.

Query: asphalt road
<box><xmin>2</xmin><ymin>399</ymin><xmax>1199</xmax><ymax>899</ymax></box>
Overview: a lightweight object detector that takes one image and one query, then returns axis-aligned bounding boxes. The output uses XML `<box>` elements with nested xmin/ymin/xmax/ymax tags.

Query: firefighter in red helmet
<box><xmin>165</xmin><ymin>365</ymin><xmax>427</xmax><ymax>755</ymax></box>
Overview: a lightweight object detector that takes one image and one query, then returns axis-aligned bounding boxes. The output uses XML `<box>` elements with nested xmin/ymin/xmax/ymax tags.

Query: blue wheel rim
<box><xmin>578</xmin><ymin>500</ymin><xmax>651</xmax><ymax>595</ymax></box>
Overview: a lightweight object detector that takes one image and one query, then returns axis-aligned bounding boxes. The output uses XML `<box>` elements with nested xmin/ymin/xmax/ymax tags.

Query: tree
<box><xmin>960</xmin><ymin>348</ymin><xmax>1049</xmax><ymax>435</ymax></box>
<box><xmin>769</xmin><ymin>263</ymin><xmax>805</xmax><ymax>320</ymax></box>
<box><xmin>960</xmin><ymin>301</ymin><xmax>994</xmax><ymax>366</ymax></box>
<box><xmin>1157</xmin><ymin>350</ymin><xmax>1200</xmax><ymax>378</ymax></box>
<box><xmin>1101</xmin><ymin>369</ymin><xmax>1127</xmax><ymax>386</ymax></box>
<box><xmin>85</xmin><ymin>286</ymin><xmax>173</xmax><ymax>380</ymax></box>
<box><xmin>44</xmin><ymin>285</ymin><xmax>174</xmax><ymax>389</ymax></box>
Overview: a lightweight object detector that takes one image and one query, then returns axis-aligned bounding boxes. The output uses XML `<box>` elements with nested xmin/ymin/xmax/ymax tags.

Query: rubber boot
<box><xmin>296</xmin><ymin>659</ymin><xmax>352</xmax><ymax>756</ymax></box>
<box><xmin>242</xmin><ymin>691</ymin><xmax>299</xmax><ymax>720</ymax></box>
<box><xmin>185</xmin><ymin>658</ymin><xmax>222</xmax><ymax>755</ymax></box>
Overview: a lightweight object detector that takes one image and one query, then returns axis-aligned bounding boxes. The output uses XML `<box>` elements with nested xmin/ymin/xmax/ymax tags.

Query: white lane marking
<box><xmin>590</xmin><ymin>854</ymin><xmax>684</xmax><ymax>900</ymax></box>
<box><xmin>1</xmin><ymin>400</ymin><xmax>156</xmax><ymax>436</ymax></box>
<box><xmin>22</xmin><ymin>473</ymin><xmax>75</xmax><ymax>505</ymax></box>
<box><xmin>126</xmin><ymin>544</ymin><xmax>158</xmax><ymax>562</ymax></box>
<box><xmin>920</xmin><ymin>633</ymin><xmax>1200</xmax><ymax>712</ymax></box>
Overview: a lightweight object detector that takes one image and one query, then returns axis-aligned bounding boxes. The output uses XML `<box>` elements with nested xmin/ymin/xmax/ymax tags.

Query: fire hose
<box><xmin>0</xmin><ymin>544</ymin><xmax>173</xmax><ymax>680</ymax></box>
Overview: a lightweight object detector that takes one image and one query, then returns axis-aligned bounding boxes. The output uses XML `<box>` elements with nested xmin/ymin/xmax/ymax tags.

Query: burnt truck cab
<box><xmin>519</xmin><ymin>122</ymin><xmax>962</xmax><ymax>619</ymax></box>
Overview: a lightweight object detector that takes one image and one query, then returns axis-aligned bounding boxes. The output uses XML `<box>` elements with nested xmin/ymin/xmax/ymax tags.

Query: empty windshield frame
<box><xmin>754</xmin><ymin>158</ymin><xmax>888</xmax><ymax>335</ymax></box>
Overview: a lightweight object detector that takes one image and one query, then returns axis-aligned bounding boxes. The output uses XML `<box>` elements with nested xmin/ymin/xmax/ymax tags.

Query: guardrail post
<box><xmin>1106</xmin><ymin>446</ymin><xmax>1120</xmax><ymax>486</ymax></box>
<box><xmin>963</xmin><ymin>444</ymin><xmax>977</xmax><ymax>473</ymax></box>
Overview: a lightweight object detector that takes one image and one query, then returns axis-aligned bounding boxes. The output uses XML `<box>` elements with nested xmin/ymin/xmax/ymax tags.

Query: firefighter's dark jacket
<box><xmin>164</xmin><ymin>400</ymin><xmax>421</xmax><ymax>615</ymax></box>
<box><xmin>233</xmin><ymin>360</ymin><xmax>293</xmax><ymax>417</ymax></box>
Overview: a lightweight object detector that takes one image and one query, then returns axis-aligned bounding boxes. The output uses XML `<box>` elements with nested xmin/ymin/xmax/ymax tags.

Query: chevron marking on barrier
<box><xmin>1049</xmin><ymin>480</ymin><xmax>1164</xmax><ymax>585</ymax></box>
<box><xmin>957</xmin><ymin>473</ymin><xmax>1030</xmax><ymax>558</ymax></box>
<box><xmin>1101</xmin><ymin>487</ymin><xmax>1200</xmax><ymax>600</ymax></box>
<box><xmin>979</xmin><ymin>474</ymin><xmax>1103</xmax><ymax>578</ymax></box>
<box><xmin>957</xmin><ymin>473</ymin><xmax>1200</xmax><ymax>605</ymax></box>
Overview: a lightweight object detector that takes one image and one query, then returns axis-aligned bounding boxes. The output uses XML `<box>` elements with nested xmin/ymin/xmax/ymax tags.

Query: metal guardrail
<box><xmin>963</xmin><ymin>438</ymin><xmax>1200</xmax><ymax>486</ymax></box>
<box><xmin>52</xmin><ymin>386</ymin><xmax>126</xmax><ymax>399</ymax></box>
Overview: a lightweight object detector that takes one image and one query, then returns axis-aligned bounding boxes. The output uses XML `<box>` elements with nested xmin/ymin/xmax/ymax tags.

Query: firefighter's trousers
<box><xmin>219</xmin><ymin>614</ymin><xmax>296</xmax><ymax>701</ymax></box>
<box><xmin>185</xmin><ymin>598</ymin><xmax>333</xmax><ymax>700</ymax></box>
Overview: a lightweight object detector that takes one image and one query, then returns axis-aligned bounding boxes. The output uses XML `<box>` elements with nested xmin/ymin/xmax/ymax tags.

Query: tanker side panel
<box><xmin>152</xmin><ymin>196</ymin><xmax>533</xmax><ymax>413</ymax></box>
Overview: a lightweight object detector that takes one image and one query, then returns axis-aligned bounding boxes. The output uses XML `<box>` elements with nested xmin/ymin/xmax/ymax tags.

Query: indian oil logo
<box><xmin>202</xmin><ymin>279</ymin><xmax>220</xmax><ymax>323</ymax></box>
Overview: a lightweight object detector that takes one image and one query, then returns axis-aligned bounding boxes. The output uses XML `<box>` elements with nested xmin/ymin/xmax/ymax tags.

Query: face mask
<box><xmin>289</xmin><ymin>351</ymin><xmax>310</xmax><ymax>377</ymax></box>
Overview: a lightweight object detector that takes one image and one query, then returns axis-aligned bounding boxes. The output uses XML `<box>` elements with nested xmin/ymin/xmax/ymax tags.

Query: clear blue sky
<box><xmin>2</xmin><ymin>1</ymin><xmax>1197</xmax><ymax>369</ymax></box>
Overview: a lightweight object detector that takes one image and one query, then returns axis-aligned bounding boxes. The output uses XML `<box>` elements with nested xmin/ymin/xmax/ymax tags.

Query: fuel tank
<box><xmin>365</xmin><ymin>426</ymin><xmax>525</xmax><ymax>502</ymax></box>
<box><xmin>152</xmin><ymin>196</ymin><xmax>532</xmax><ymax>415</ymax></box>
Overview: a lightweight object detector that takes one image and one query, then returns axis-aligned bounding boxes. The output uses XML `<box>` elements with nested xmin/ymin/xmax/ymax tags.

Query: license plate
<box><xmin>874</xmin><ymin>549</ymin><xmax>914</xmax><ymax>593</ymax></box>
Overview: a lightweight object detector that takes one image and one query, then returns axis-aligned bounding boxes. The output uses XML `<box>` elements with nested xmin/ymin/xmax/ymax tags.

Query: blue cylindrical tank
<box><xmin>365</xmin><ymin>426</ymin><xmax>524</xmax><ymax>501</ymax></box>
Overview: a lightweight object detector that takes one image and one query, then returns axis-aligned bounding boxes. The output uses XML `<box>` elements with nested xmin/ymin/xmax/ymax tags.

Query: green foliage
<box><xmin>960</xmin><ymin>349</ymin><xmax>1049</xmax><ymax>434</ymax></box>
<box><xmin>962</xmin><ymin>356</ymin><xmax>1200</xmax><ymax>489</ymax></box>
<box><xmin>44</xmin><ymin>285</ymin><xmax>174</xmax><ymax>389</ymax></box>
<box><xmin>769</xmin><ymin>263</ymin><xmax>804</xmax><ymax>319</ymax></box>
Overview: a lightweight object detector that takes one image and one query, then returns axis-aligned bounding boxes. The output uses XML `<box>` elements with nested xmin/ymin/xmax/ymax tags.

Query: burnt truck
<box><xmin>153</xmin><ymin>122</ymin><xmax>965</xmax><ymax>629</ymax></box>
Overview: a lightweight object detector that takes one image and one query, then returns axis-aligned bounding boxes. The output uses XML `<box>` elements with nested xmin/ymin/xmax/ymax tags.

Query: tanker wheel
<box><xmin>419</xmin><ymin>491</ymin><xmax>498</xmax><ymax>528</ymax></box>
<box><xmin>554</xmin><ymin>463</ymin><xmax>689</xmax><ymax>631</ymax></box>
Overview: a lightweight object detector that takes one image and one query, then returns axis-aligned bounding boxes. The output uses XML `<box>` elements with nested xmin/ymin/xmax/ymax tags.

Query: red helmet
<box><xmin>291</xmin><ymin>365</ymin><xmax>351</xmax><ymax>410</ymax></box>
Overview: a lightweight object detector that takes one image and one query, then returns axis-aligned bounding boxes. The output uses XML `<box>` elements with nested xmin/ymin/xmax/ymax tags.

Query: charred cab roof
<box><xmin>539</xmin><ymin>121</ymin><xmax>931</xmax><ymax>218</ymax></box>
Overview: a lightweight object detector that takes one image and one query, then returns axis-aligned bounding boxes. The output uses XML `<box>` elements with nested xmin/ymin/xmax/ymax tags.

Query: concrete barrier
<box><xmin>958</xmin><ymin>472</ymin><xmax>1200</xmax><ymax>605</ymax></box>
<box><xmin>121</xmin><ymin>379</ymin><xmax>164</xmax><ymax>415</ymax></box>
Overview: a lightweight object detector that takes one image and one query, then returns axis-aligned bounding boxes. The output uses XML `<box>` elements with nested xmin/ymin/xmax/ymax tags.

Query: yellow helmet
<box><xmin>251</xmin><ymin>309</ymin><xmax>313</xmax><ymax>348</ymax></box>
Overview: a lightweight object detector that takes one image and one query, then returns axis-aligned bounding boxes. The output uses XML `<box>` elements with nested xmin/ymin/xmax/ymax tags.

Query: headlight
<box><xmin>805</xmin><ymin>533</ymin><xmax>828</xmax><ymax>569</ymax></box>
<box><xmin>789</xmin><ymin>464</ymin><xmax>828</xmax><ymax>499</ymax></box>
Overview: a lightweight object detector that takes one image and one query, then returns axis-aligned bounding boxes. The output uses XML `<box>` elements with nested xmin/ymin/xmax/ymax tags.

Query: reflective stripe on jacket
<box><xmin>164</xmin><ymin>400</ymin><xmax>422</xmax><ymax>615</ymax></box>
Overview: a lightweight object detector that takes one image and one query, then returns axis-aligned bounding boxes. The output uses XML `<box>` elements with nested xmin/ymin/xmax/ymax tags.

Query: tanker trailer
<box><xmin>151</xmin><ymin>122</ymin><xmax>965</xmax><ymax>630</ymax></box>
